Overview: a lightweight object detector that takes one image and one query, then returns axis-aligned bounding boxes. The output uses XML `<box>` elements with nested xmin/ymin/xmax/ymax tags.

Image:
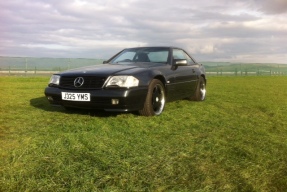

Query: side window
<box><xmin>173</xmin><ymin>49</ymin><xmax>186</xmax><ymax>60</ymax></box>
<box><xmin>173</xmin><ymin>49</ymin><xmax>196</xmax><ymax>65</ymax></box>
<box><xmin>183</xmin><ymin>52</ymin><xmax>196</xmax><ymax>65</ymax></box>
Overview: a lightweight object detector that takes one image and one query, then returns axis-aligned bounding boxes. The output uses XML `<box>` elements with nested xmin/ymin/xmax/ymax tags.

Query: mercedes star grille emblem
<box><xmin>74</xmin><ymin>77</ymin><xmax>84</xmax><ymax>88</ymax></box>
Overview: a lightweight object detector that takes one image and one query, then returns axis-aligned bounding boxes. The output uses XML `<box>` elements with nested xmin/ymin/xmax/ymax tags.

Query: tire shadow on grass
<box><xmin>29</xmin><ymin>96</ymin><xmax>131</xmax><ymax>117</ymax></box>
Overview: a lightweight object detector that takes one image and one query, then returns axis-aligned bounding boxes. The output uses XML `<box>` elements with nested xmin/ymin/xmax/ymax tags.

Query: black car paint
<box><xmin>45</xmin><ymin>47</ymin><xmax>206</xmax><ymax>112</ymax></box>
<box><xmin>45</xmin><ymin>86</ymin><xmax>147</xmax><ymax>111</ymax></box>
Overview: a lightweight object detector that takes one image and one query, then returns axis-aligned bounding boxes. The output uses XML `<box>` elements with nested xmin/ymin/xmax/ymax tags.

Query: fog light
<box><xmin>47</xmin><ymin>96</ymin><xmax>53</xmax><ymax>101</ymax></box>
<box><xmin>111</xmin><ymin>99</ymin><xmax>119</xmax><ymax>105</ymax></box>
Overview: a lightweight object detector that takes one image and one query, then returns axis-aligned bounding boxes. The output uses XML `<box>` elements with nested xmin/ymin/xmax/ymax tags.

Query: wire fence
<box><xmin>206</xmin><ymin>69</ymin><xmax>286</xmax><ymax>76</ymax></box>
<box><xmin>0</xmin><ymin>57</ymin><xmax>286</xmax><ymax>76</ymax></box>
<box><xmin>0</xmin><ymin>57</ymin><xmax>104</xmax><ymax>76</ymax></box>
<box><xmin>204</xmin><ymin>63</ymin><xmax>287</xmax><ymax>76</ymax></box>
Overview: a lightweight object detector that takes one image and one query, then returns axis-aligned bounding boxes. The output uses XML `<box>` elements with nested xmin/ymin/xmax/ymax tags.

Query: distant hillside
<box><xmin>202</xmin><ymin>62</ymin><xmax>287</xmax><ymax>73</ymax></box>
<box><xmin>0</xmin><ymin>57</ymin><xmax>105</xmax><ymax>71</ymax></box>
<box><xmin>0</xmin><ymin>57</ymin><xmax>286</xmax><ymax>73</ymax></box>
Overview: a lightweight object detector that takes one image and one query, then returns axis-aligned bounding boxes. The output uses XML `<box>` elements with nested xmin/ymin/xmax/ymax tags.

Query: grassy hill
<box><xmin>202</xmin><ymin>62</ymin><xmax>287</xmax><ymax>75</ymax></box>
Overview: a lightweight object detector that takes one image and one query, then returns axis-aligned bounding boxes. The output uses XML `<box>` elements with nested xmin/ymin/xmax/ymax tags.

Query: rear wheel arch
<box><xmin>201</xmin><ymin>74</ymin><xmax>207</xmax><ymax>85</ymax></box>
<box><xmin>189</xmin><ymin>75</ymin><xmax>206</xmax><ymax>101</ymax></box>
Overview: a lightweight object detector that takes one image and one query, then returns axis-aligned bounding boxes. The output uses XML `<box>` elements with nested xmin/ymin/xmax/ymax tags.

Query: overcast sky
<box><xmin>1</xmin><ymin>0</ymin><xmax>287</xmax><ymax>63</ymax></box>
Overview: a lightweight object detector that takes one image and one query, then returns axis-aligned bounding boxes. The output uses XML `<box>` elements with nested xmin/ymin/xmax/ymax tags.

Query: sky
<box><xmin>1</xmin><ymin>0</ymin><xmax>287</xmax><ymax>63</ymax></box>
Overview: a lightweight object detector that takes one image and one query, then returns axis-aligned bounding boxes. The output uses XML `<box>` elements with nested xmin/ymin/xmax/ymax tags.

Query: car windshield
<box><xmin>110</xmin><ymin>47</ymin><xmax>169</xmax><ymax>64</ymax></box>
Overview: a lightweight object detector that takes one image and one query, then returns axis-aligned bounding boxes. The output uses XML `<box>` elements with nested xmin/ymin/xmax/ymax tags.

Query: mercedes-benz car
<box><xmin>45</xmin><ymin>47</ymin><xmax>206</xmax><ymax>116</ymax></box>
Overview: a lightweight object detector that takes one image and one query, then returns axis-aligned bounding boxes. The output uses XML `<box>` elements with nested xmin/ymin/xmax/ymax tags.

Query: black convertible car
<box><xmin>45</xmin><ymin>47</ymin><xmax>206</xmax><ymax>116</ymax></box>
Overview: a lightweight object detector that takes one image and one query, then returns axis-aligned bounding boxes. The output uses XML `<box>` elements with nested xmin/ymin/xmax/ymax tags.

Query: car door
<box><xmin>172</xmin><ymin>48</ymin><xmax>198</xmax><ymax>99</ymax></box>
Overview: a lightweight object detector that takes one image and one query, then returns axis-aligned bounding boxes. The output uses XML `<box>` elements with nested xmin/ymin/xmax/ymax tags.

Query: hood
<box><xmin>59</xmin><ymin>63</ymin><xmax>165</xmax><ymax>76</ymax></box>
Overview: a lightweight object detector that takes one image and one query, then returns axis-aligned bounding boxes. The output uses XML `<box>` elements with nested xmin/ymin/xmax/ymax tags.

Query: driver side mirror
<box><xmin>103</xmin><ymin>61</ymin><xmax>108</xmax><ymax>64</ymax></box>
<box><xmin>173</xmin><ymin>59</ymin><xmax>187</xmax><ymax>66</ymax></box>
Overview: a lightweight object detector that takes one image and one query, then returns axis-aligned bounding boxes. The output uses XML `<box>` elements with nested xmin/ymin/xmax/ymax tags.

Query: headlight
<box><xmin>49</xmin><ymin>75</ymin><xmax>60</xmax><ymax>86</ymax></box>
<box><xmin>106</xmin><ymin>76</ymin><xmax>139</xmax><ymax>88</ymax></box>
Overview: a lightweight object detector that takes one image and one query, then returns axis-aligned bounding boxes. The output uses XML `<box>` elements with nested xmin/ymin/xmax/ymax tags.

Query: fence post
<box><xmin>25</xmin><ymin>58</ymin><xmax>28</xmax><ymax>76</ymax></box>
<box><xmin>235</xmin><ymin>68</ymin><xmax>237</xmax><ymax>76</ymax></box>
<box><xmin>35</xmin><ymin>67</ymin><xmax>37</xmax><ymax>74</ymax></box>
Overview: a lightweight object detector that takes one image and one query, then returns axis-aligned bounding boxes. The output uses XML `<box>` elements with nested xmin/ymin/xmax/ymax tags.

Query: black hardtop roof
<box><xmin>125</xmin><ymin>46</ymin><xmax>183</xmax><ymax>50</ymax></box>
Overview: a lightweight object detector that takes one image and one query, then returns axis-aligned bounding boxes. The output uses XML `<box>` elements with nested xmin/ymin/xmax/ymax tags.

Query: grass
<box><xmin>0</xmin><ymin>76</ymin><xmax>287</xmax><ymax>191</ymax></box>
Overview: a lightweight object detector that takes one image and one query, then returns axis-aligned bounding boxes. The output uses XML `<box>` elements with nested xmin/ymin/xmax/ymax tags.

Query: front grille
<box><xmin>59</xmin><ymin>76</ymin><xmax>107</xmax><ymax>89</ymax></box>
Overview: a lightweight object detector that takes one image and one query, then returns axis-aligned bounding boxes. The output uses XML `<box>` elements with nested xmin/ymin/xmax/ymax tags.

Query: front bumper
<box><xmin>44</xmin><ymin>86</ymin><xmax>148</xmax><ymax>112</ymax></box>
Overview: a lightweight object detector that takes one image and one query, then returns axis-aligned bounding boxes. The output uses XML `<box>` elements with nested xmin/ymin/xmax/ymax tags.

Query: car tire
<box><xmin>139</xmin><ymin>79</ymin><xmax>166</xmax><ymax>116</ymax></box>
<box><xmin>190</xmin><ymin>76</ymin><xmax>206</xmax><ymax>101</ymax></box>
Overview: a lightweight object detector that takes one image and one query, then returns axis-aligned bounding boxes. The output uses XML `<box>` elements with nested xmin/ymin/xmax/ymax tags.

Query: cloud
<box><xmin>255</xmin><ymin>0</ymin><xmax>287</xmax><ymax>14</ymax></box>
<box><xmin>0</xmin><ymin>0</ymin><xmax>287</xmax><ymax>63</ymax></box>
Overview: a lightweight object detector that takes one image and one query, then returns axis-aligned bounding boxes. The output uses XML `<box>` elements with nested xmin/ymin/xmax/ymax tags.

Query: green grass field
<box><xmin>0</xmin><ymin>76</ymin><xmax>287</xmax><ymax>191</ymax></box>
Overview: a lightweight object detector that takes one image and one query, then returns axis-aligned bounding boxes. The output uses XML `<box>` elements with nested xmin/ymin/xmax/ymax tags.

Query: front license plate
<box><xmin>61</xmin><ymin>92</ymin><xmax>91</xmax><ymax>101</ymax></box>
